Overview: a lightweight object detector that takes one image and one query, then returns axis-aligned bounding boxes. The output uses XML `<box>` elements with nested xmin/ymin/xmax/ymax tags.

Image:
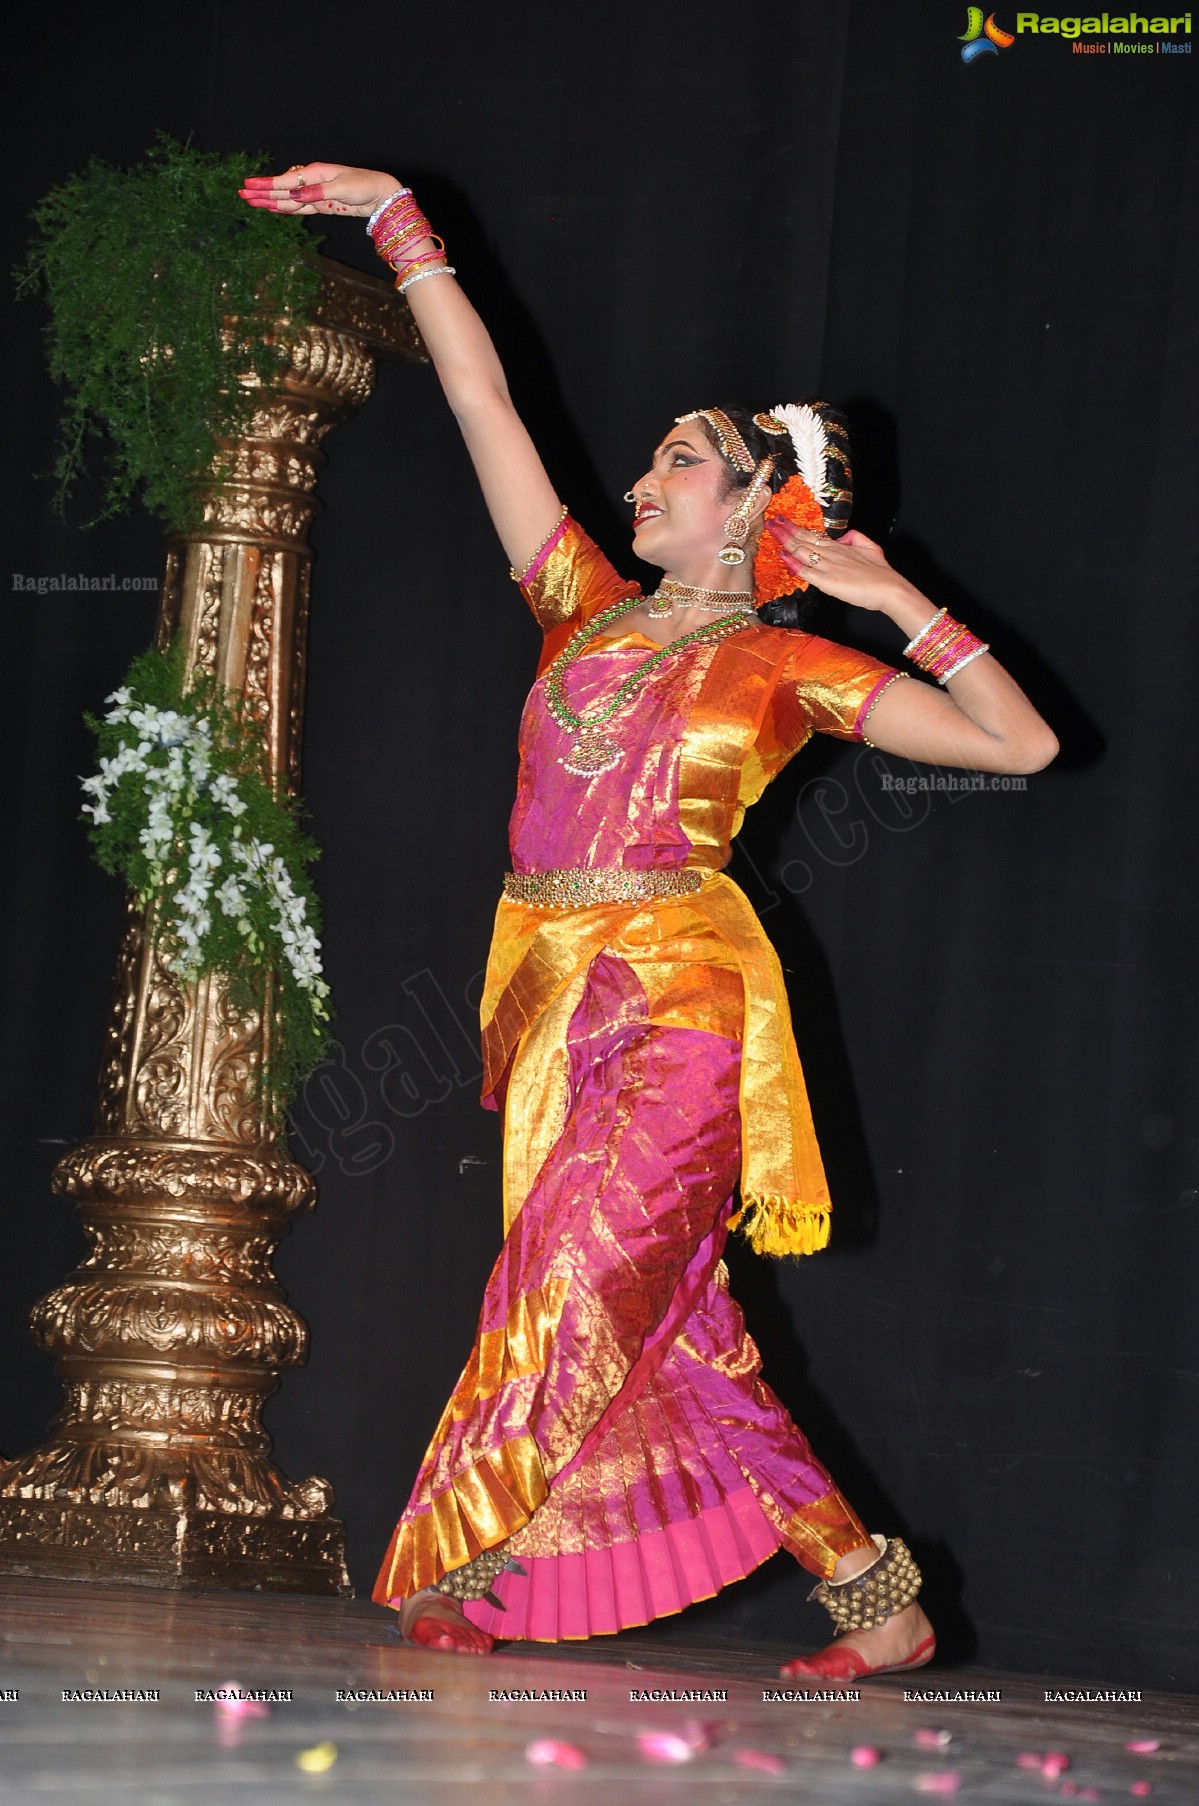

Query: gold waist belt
<box><xmin>502</xmin><ymin>867</ymin><xmax>705</xmax><ymax>910</ymax></box>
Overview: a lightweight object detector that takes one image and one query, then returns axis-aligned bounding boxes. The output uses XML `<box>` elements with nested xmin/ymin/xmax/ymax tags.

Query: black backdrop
<box><xmin>3</xmin><ymin>1</ymin><xmax>1196</xmax><ymax>1689</ymax></box>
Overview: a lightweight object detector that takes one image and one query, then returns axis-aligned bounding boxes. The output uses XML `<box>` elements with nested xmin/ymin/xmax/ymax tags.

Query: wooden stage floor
<box><xmin>0</xmin><ymin>1577</ymin><xmax>1193</xmax><ymax>1803</ymax></box>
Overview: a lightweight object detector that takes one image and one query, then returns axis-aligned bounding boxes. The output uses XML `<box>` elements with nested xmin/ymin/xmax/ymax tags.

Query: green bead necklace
<box><xmin>544</xmin><ymin>595</ymin><xmax>753</xmax><ymax>777</ymax></box>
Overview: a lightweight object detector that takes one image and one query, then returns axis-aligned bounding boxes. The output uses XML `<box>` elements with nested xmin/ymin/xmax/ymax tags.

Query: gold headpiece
<box><xmin>675</xmin><ymin>408</ymin><xmax>755</xmax><ymax>474</ymax></box>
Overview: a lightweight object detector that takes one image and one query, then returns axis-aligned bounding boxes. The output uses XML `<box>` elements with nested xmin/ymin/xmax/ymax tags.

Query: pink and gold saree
<box><xmin>373</xmin><ymin>517</ymin><xmax>902</xmax><ymax>1639</ymax></box>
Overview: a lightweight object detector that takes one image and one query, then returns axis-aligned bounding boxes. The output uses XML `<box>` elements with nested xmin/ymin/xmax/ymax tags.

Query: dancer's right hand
<box><xmin>239</xmin><ymin>163</ymin><xmax>402</xmax><ymax>219</ymax></box>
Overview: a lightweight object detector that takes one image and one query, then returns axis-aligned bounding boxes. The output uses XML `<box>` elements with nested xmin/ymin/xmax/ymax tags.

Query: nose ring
<box><xmin>623</xmin><ymin>491</ymin><xmax>636</xmax><ymax>504</ymax></box>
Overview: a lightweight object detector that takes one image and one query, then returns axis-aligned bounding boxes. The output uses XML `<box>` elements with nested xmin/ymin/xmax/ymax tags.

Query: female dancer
<box><xmin>242</xmin><ymin>164</ymin><xmax>1057</xmax><ymax>1678</ymax></box>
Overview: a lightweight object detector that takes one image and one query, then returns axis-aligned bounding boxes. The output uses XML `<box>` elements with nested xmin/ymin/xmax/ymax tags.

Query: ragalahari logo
<box><xmin>960</xmin><ymin>7</ymin><xmax>1017</xmax><ymax>58</ymax></box>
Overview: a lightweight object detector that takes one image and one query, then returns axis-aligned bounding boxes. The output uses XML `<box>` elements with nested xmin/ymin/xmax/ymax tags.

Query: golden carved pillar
<box><xmin>0</xmin><ymin>259</ymin><xmax>421</xmax><ymax>1592</ymax></box>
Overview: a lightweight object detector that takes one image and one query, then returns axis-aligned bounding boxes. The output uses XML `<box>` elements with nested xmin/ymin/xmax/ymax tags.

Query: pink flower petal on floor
<box><xmin>1042</xmin><ymin>1752</ymin><xmax>1071</xmax><ymax>1778</ymax></box>
<box><xmin>850</xmin><ymin>1745</ymin><xmax>882</xmax><ymax>1768</ymax></box>
<box><xmin>1017</xmin><ymin>1752</ymin><xmax>1044</xmax><ymax>1770</ymax></box>
<box><xmin>636</xmin><ymin>1731</ymin><xmax>695</xmax><ymax>1765</ymax></box>
<box><xmin>733</xmin><ymin>1748</ymin><xmax>787</xmax><ymax>1775</ymax></box>
<box><xmin>1130</xmin><ymin>1784</ymin><xmax>1153</xmax><ymax>1798</ymax></box>
<box><xmin>1126</xmin><ymin>1742</ymin><xmax>1160</xmax><ymax>1755</ymax></box>
<box><xmin>914</xmin><ymin>1774</ymin><xmax>962</xmax><ymax>1795</ymax></box>
<box><xmin>679</xmin><ymin>1719</ymin><xmax>714</xmax><ymax>1752</ymax></box>
<box><xmin>1078</xmin><ymin>1791</ymin><xmax>1101</xmax><ymax>1802</ymax></box>
<box><xmin>1060</xmin><ymin>1786</ymin><xmax>1079</xmax><ymax>1799</ymax></box>
<box><xmin>525</xmin><ymin>1738</ymin><xmax>587</xmax><ymax>1771</ymax></box>
<box><xmin>914</xmin><ymin>1729</ymin><xmax>953</xmax><ymax>1749</ymax></box>
<box><xmin>214</xmin><ymin>1684</ymin><xmax>270</xmax><ymax>1718</ymax></box>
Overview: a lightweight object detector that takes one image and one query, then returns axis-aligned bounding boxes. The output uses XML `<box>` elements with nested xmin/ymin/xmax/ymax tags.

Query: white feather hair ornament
<box><xmin>773</xmin><ymin>404</ymin><xmax>827</xmax><ymax>500</ymax></box>
<box><xmin>772</xmin><ymin>403</ymin><xmax>837</xmax><ymax>518</ymax></box>
<box><xmin>755</xmin><ymin>401</ymin><xmax>853</xmax><ymax>536</ymax></box>
<box><xmin>751</xmin><ymin>400</ymin><xmax>854</xmax><ymax>608</ymax></box>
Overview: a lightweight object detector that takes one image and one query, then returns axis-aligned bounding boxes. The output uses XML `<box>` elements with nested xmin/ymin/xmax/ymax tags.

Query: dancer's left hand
<box><xmin>765</xmin><ymin>520</ymin><xmax>915</xmax><ymax>613</ymax></box>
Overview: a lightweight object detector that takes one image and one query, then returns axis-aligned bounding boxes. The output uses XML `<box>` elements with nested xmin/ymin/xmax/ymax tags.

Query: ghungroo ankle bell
<box><xmin>432</xmin><ymin>1544</ymin><xmax>525</xmax><ymax>1610</ymax></box>
<box><xmin>809</xmin><ymin>1534</ymin><xmax>922</xmax><ymax>1634</ymax></box>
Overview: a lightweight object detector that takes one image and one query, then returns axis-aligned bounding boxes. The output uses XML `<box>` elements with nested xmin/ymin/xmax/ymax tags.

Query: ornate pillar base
<box><xmin>0</xmin><ymin>1117</ymin><xmax>351</xmax><ymax>1594</ymax></box>
<box><xmin>0</xmin><ymin>1498</ymin><xmax>349</xmax><ymax>1593</ymax></box>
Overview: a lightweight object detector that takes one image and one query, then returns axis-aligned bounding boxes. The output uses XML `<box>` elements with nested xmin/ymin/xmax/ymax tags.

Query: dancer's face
<box><xmin>628</xmin><ymin>426</ymin><xmax>738</xmax><ymax>569</ymax></box>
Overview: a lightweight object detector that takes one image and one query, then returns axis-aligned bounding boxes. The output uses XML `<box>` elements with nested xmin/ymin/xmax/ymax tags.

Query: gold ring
<box><xmin>287</xmin><ymin>164</ymin><xmax>306</xmax><ymax>173</ymax></box>
<box><xmin>809</xmin><ymin>550</ymin><xmax>822</xmax><ymax>566</ymax></box>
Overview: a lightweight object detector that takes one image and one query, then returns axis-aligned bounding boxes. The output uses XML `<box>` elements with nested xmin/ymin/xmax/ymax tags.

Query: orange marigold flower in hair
<box><xmin>753</xmin><ymin>476</ymin><xmax>825</xmax><ymax>606</ymax></box>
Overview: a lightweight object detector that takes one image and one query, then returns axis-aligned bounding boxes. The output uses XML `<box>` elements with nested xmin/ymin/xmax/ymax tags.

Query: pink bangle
<box><xmin>371</xmin><ymin>216</ymin><xmax>424</xmax><ymax>248</ymax></box>
<box><xmin>904</xmin><ymin>611</ymin><xmax>989</xmax><ymax>685</ymax></box>
<box><xmin>370</xmin><ymin>202</ymin><xmax>434</xmax><ymax>253</ymax></box>
<box><xmin>374</xmin><ymin>221</ymin><xmax>429</xmax><ymax>255</ymax></box>
<box><xmin>375</xmin><ymin>226</ymin><xmax>439</xmax><ymax>268</ymax></box>
<box><xmin>391</xmin><ymin>236</ymin><xmax>445</xmax><ymax>269</ymax></box>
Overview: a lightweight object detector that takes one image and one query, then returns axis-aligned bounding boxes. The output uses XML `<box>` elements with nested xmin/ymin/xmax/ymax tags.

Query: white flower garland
<box><xmin>81</xmin><ymin>684</ymin><xmax>329</xmax><ymax>1010</ymax></box>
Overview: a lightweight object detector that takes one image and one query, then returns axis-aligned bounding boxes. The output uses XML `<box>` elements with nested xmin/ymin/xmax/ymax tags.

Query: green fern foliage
<box><xmin>17</xmin><ymin>136</ymin><xmax>322</xmax><ymax>530</ymax></box>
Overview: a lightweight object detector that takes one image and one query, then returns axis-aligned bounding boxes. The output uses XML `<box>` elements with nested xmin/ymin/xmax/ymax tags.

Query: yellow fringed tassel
<box><xmin>728</xmin><ymin>1196</ymin><xmax>831</xmax><ymax>1259</ymax></box>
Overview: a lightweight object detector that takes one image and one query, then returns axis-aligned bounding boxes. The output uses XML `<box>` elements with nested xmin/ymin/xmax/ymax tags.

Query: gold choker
<box><xmin>645</xmin><ymin>580</ymin><xmax>757</xmax><ymax>619</ymax></box>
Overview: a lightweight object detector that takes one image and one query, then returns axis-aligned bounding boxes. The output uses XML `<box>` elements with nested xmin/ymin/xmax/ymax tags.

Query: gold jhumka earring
<box><xmin>719</xmin><ymin>457</ymin><xmax>775</xmax><ymax>565</ymax></box>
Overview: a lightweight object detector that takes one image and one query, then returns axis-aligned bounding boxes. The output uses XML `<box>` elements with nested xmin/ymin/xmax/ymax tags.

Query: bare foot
<box><xmin>780</xmin><ymin>1598</ymin><xmax>935</xmax><ymax>1680</ymax></box>
<box><xmin>395</xmin><ymin>1589</ymin><xmax>494</xmax><ymax>1655</ymax></box>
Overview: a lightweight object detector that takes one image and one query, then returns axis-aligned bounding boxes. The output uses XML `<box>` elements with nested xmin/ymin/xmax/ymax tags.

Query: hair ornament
<box><xmin>768</xmin><ymin>401</ymin><xmax>853</xmax><ymax>535</ymax></box>
<box><xmin>750</xmin><ymin>400</ymin><xmax>853</xmax><ymax>607</ymax></box>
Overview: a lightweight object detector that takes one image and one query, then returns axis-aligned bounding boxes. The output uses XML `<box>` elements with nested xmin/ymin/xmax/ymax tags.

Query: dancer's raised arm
<box><xmin>241</xmin><ymin>163</ymin><xmax>561</xmax><ymax>575</ymax></box>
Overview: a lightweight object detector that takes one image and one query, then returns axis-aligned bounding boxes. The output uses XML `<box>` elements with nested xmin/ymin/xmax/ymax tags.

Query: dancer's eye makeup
<box><xmin>654</xmin><ymin>439</ymin><xmax>705</xmax><ymax>468</ymax></box>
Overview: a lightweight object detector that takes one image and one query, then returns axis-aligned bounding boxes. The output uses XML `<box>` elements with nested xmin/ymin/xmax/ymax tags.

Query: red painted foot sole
<box><xmin>780</xmin><ymin>1631</ymin><xmax>936</xmax><ymax>1682</ymax></box>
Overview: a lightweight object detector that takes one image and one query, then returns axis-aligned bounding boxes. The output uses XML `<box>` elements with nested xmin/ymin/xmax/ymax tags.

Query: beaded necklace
<box><xmin>544</xmin><ymin>595</ymin><xmax>754</xmax><ymax>776</ymax></box>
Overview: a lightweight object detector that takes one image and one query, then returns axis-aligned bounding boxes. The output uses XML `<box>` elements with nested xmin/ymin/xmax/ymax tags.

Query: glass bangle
<box><xmin>398</xmin><ymin>264</ymin><xmax>457</xmax><ymax>294</ymax></box>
